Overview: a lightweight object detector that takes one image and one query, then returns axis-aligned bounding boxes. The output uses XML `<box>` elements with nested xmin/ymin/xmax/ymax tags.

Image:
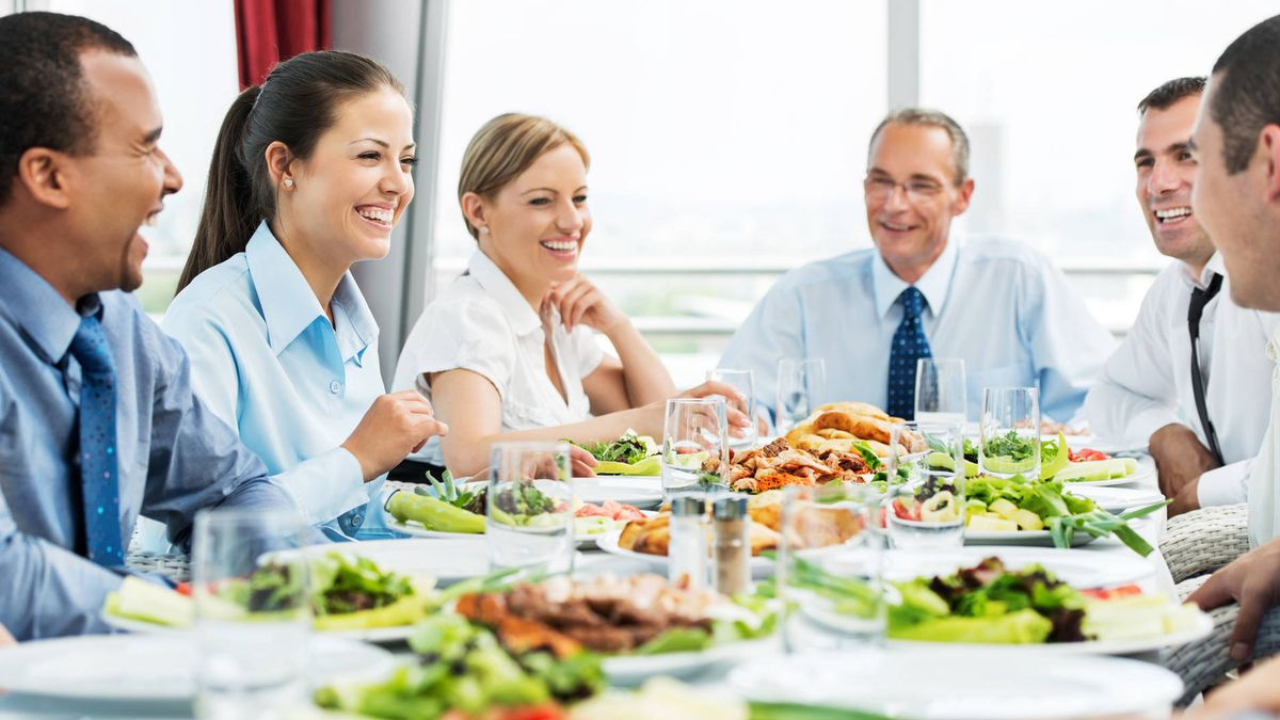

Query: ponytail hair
<box><xmin>178</xmin><ymin>50</ymin><xmax>404</xmax><ymax>292</ymax></box>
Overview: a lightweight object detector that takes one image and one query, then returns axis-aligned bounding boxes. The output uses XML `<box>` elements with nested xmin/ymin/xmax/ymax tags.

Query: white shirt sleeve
<box><xmin>570</xmin><ymin>326</ymin><xmax>606</xmax><ymax>379</ymax></box>
<box><xmin>1083</xmin><ymin>268</ymin><xmax>1181</xmax><ymax>448</ymax></box>
<box><xmin>1198</xmin><ymin>458</ymin><xmax>1252</xmax><ymax>507</ymax></box>
<box><xmin>398</xmin><ymin>299</ymin><xmax>518</xmax><ymax>399</ymax></box>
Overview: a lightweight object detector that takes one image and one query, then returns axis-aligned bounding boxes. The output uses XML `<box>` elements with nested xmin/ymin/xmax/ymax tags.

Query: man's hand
<box><xmin>1149</xmin><ymin>423</ymin><xmax>1219</xmax><ymax>499</ymax></box>
<box><xmin>1188</xmin><ymin>539</ymin><xmax>1280</xmax><ymax>663</ymax></box>
<box><xmin>1183</xmin><ymin>654</ymin><xmax>1280</xmax><ymax>719</ymax></box>
<box><xmin>1169</xmin><ymin>477</ymin><xmax>1202</xmax><ymax>517</ymax></box>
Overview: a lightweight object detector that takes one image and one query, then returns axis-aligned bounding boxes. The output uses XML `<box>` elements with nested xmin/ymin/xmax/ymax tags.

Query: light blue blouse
<box><xmin>150</xmin><ymin>222</ymin><xmax>394</xmax><ymax>542</ymax></box>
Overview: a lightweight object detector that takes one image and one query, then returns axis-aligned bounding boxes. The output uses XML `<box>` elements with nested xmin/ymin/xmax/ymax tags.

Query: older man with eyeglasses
<box><xmin>721</xmin><ymin>108</ymin><xmax>1114</xmax><ymax>423</ymax></box>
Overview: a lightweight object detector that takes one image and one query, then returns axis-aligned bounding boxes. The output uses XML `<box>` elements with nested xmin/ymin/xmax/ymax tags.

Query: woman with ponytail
<box><xmin>144</xmin><ymin>50</ymin><xmax>445</xmax><ymax>544</ymax></box>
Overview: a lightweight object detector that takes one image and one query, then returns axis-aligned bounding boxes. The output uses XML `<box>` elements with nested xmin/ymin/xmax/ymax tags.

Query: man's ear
<box><xmin>1261</xmin><ymin>124</ymin><xmax>1280</xmax><ymax>205</ymax></box>
<box><xmin>951</xmin><ymin>177</ymin><xmax>976</xmax><ymax>216</ymax></box>
<box><xmin>15</xmin><ymin>147</ymin><xmax>73</xmax><ymax>210</ymax></box>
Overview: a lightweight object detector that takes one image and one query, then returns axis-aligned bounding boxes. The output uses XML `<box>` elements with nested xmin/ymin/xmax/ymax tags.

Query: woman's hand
<box><xmin>632</xmin><ymin>380</ymin><xmax>754</xmax><ymax>439</ymax></box>
<box><xmin>342</xmin><ymin>390</ymin><xmax>448</xmax><ymax>481</ymax></box>
<box><xmin>570</xmin><ymin>444</ymin><xmax>599</xmax><ymax>478</ymax></box>
<box><xmin>545</xmin><ymin>275</ymin><xmax>627</xmax><ymax>335</ymax></box>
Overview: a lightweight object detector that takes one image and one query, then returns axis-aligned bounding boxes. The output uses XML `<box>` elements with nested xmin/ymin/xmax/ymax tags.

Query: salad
<box><xmin>569</xmin><ymin>431</ymin><xmax>660</xmax><ymax>476</ymax></box>
<box><xmin>888</xmin><ymin>557</ymin><xmax>1202</xmax><ymax>645</ymax></box>
<box><xmin>104</xmin><ymin>552</ymin><xmax>435</xmax><ymax>632</ymax></box>
<box><xmin>963</xmin><ymin>474</ymin><xmax>1166</xmax><ymax>554</ymax></box>
<box><xmin>315</xmin><ymin>613</ymin><xmax>605</xmax><ymax>720</ymax></box>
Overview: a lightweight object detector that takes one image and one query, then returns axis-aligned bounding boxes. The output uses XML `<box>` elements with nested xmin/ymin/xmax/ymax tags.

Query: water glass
<box><xmin>662</xmin><ymin>397</ymin><xmax>730</xmax><ymax>498</ymax></box>
<box><xmin>979</xmin><ymin>387</ymin><xmax>1041</xmax><ymax>480</ymax></box>
<box><xmin>884</xmin><ymin>421</ymin><xmax>966</xmax><ymax>549</ymax></box>
<box><xmin>775</xmin><ymin>358</ymin><xmax>826</xmax><ymax>435</ymax></box>
<box><xmin>778</xmin><ymin>483</ymin><xmax>885</xmax><ymax>653</ymax></box>
<box><xmin>191</xmin><ymin>508</ymin><xmax>311</xmax><ymax>720</ymax></box>
<box><xmin>914</xmin><ymin>358</ymin><xmax>967</xmax><ymax>424</ymax></box>
<box><xmin>706</xmin><ymin>368</ymin><xmax>757</xmax><ymax>449</ymax></box>
<box><xmin>487</xmin><ymin>441</ymin><xmax>575</xmax><ymax>576</ymax></box>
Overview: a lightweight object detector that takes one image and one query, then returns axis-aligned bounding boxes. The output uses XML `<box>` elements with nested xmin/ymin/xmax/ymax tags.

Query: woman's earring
<box><xmin>479</xmin><ymin>226</ymin><xmax>490</xmax><ymax>235</ymax></box>
<box><xmin>283</xmin><ymin>178</ymin><xmax>294</xmax><ymax>189</ymax></box>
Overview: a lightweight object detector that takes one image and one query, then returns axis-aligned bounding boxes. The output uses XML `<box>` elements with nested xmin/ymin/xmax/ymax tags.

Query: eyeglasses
<box><xmin>863</xmin><ymin>175</ymin><xmax>949</xmax><ymax>202</ymax></box>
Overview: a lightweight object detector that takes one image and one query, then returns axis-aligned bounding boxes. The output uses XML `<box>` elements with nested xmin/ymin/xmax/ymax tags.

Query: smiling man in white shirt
<box><xmin>1084</xmin><ymin>77</ymin><xmax>1280</xmax><ymax>516</ymax></box>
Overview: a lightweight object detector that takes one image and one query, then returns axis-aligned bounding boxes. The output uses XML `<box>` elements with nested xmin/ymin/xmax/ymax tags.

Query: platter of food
<box><xmin>594</xmin><ymin>519</ymin><xmax>776</xmax><ymax>576</ymax></box>
<box><xmin>569</xmin><ymin>430</ymin><xmax>662</xmax><ymax>476</ymax></box>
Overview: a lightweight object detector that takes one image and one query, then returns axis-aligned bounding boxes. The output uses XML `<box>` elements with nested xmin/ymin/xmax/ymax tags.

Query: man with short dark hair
<box><xmin>0</xmin><ymin>11</ymin><xmax>297</xmax><ymax>641</ymax></box>
<box><xmin>1181</xmin><ymin>14</ymin><xmax>1280</xmax><ymax>666</ymax></box>
<box><xmin>1084</xmin><ymin>77</ymin><xmax>1279</xmax><ymax>516</ymax></box>
<box><xmin>721</xmin><ymin>108</ymin><xmax>1113</xmax><ymax>423</ymax></box>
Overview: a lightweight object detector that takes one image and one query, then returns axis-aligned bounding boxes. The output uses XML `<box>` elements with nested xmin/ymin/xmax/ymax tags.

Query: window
<box><xmin>24</xmin><ymin>0</ymin><xmax>240</xmax><ymax>314</ymax></box>
<box><xmin>434</xmin><ymin>0</ymin><xmax>888</xmax><ymax>385</ymax></box>
<box><xmin>918</xmin><ymin>0</ymin><xmax>1280</xmax><ymax>328</ymax></box>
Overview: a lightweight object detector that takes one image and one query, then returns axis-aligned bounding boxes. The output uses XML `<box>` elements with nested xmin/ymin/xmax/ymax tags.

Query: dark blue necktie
<box><xmin>70</xmin><ymin>313</ymin><xmax>123</xmax><ymax>566</ymax></box>
<box><xmin>886</xmin><ymin>286</ymin><xmax>932</xmax><ymax>420</ymax></box>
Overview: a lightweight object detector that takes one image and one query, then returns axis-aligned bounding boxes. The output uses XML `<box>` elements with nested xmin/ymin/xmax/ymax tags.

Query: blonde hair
<box><xmin>458</xmin><ymin>113</ymin><xmax>590</xmax><ymax>239</ymax></box>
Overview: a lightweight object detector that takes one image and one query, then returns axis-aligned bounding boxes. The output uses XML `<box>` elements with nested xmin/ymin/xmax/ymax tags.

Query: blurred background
<box><xmin>5</xmin><ymin>0</ymin><xmax>1277</xmax><ymax>387</ymax></box>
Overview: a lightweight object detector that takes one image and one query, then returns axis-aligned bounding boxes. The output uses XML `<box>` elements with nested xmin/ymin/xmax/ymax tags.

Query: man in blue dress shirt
<box><xmin>0</xmin><ymin>12</ymin><xmax>297</xmax><ymax>641</ymax></box>
<box><xmin>721</xmin><ymin>108</ymin><xmax>1115</xmax><ymax>423</ymax></box>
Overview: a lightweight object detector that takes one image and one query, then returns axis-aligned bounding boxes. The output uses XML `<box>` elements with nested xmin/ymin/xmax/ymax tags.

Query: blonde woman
<box><xmin>394</xmin><ymin>113</ymin><xmax>745</xmax><ymax>477</ymax></box>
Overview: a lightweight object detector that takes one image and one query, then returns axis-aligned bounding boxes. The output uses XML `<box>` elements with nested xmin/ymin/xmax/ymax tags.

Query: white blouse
<box><xmin>393</xmin><ymin>250</ymin><xmax>605</xmax><ymax>466</ymax></box>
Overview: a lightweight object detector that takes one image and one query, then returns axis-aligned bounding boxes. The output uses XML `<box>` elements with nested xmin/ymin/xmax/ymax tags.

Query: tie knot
<box><xmin>70</xmin><ymin>315</ymin><xmax>115</xmax><ymax>376</ymax></box>
<box><xmin>899</xmin><ymin>286</ymin><xmax>926</xmax><ymax>318</ymax></box>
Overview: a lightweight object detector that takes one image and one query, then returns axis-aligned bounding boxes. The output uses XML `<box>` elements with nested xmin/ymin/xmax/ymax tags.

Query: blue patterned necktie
<box><xmin>886</xmin><ymin>286</ymin><xmax>933</xmax><ymax>420</ymax></box>
<box><xmin>70</xmin><ymin>313</ymin><xmax>123</xmax><ymax>566</ymax></box>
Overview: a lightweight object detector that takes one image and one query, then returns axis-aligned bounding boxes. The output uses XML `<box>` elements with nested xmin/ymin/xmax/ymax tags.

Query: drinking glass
<box><xmin>883</xmin><ymin>420</ymin><xmax>966</xmax><ymax>549</ymax></box>
<box><xmin>662</xmin><ymin>397</ymin><xmax>730</xmax><ymax>498</ymax></box>
<box><xmin>775</xmin><ymin>358</ymin><xmax>826</xmax><ymax>435</ymax></box>
<box><xmin>914</xmin><ymin>358</ymin><xmax>967</xmax><ymax>425</ymax></box>
<box><xmin>191</xmin><ymin>508</ymin><xmax>311</xmax><ymax>720</ymax></box>
<box><xmin>778</xmin><ymin>483</ymin><xmax>885</xmax><ymax>653</ymax></box>
<box><xmin>487</xmin><ymin>441</ymin><xmax>575</xmax><ymax>576</ymax></box>
<box><xmin>979</xmin><ymin>387</ymin><xmax>1041</xmax><ymax>480</ymax></box>
<box><xmin>706</xmin><ymin>368</ymin><xmax>757</xmax><ymax>449</ymax></box>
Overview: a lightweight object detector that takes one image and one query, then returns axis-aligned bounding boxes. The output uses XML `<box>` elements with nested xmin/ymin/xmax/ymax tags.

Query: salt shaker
<box><xmin>713</xmin><ymin>496</ymin><xmax>750</xmax><ymax>595</ymax></box>
<box><xmin>668</xmin><ymin>496</ymin><xmax>709</xmax><ymax>589</ymax></box>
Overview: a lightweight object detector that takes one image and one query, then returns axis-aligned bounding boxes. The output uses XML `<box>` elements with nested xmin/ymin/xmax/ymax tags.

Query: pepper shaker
<box><xmin>713</xmin><ymin>496</ymin><xmax>750</xmax><ymax>595</ymax></box>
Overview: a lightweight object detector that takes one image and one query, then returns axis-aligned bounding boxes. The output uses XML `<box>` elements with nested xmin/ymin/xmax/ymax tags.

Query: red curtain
<box><xmin>235</xmin><ymin>0</ymin><xmax>332</xmax><ymax>90</ymax></box>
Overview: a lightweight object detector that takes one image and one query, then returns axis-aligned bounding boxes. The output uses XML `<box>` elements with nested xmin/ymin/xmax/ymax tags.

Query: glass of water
<box><xmin>914</xmin><ymin>358</ymin><xmax>967</xmax><ymax>424</ymax></box>
<box><xmin>662</xmin><ymin>397</ymin><xmax>730</xmax><ymax>499</ymax></box>
<box><xmin>706</xmin><ymin>368</ymin><xmax>757</xmax><ymax>449</ymax></box>
<box><xmin>778</xmin><ymin>483</ymin><xmax>885</xmax><ymax>653</ymax></box>
<box><xmin>883</xmin><ymin>420</ymin><xmax>966</xmax><ymax>549</ymax></box>
<box><xmin>979</xmin><ymin>387</ymin><xmax>1041</xmax><ymax>480</ymax></box>
<box><xmin>191</xmin><ymin>508</ymin><xmax>311</xmax><ymax>720</ymax></box>
<box><xmin>487</xmin><ymin>441</ymin><xmax>575</xmax><ymax>576</ymax></box>
<box><xmin>775</xmin><ymin>358</ymin><xmax>826</xmax><ymax>435</ymax></box>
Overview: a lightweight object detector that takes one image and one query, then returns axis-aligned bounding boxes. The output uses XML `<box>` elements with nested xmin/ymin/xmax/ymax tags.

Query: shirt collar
<box><xmin>245</xmin><ymin>222</ymin><xmax>378</xmax><ymax>360</ymax></box>
<box><xmin>467</xmin><ymin>249</ymin><xmax>541</xmax><ymax>336</ymax></box>
<box><xmin>0</xmin><ymin>245</ymin><xmax>88</xmax><ymax>364</ymax></box>
<box><xmin>1180</xmin><ymin>251</ymin><xmax>1227</xmax><ymax>290</ymax></box>
<box><xmin>871</xmin><ymin>238</ymin><xmax>959</xmax><ymax>319</ymax></box>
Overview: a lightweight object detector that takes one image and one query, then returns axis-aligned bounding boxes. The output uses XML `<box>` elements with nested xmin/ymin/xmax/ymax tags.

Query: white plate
<box><xmin>1065</xmin><ymin>484</ymin><xmax>1166</xmax><ymax>513</ymax></box>
<box><xmin>816</xmin><ymin>546</ymin><xmax>1154</xmax><ymax>589</ymax></box>
<box><xmin>0</xmin><ymin>634</ymin><xmax>394</xmax><ymax>703</ymax></box>
<box><xmin>603</xmin><ymin>639</ymin><xmax>773</xmax><ymax>685</ymax></box>
<box><xmin>730</xmin><ymin>649</ymin><xmax>1183</xmax><ymax>719</ymax></box>
<box><xmin>392</xmin><ymin>511</ymin><xmax>656</xmax><ymax>549</ymax></box>
<box><xmin>964</xmin><ymin>528</ymin><xmax>1096</xmax><ymax>547</ymax></box>
<box><xmin>296</xmin><ymin>539</ymin><xmax>491</xmax><ymax>585</ymax></box>
<box><xmin>100</xmin><ymin>611</ymin><xmax>418</xmax><ymax>644</ymax></box>
<box><xmin>890</xmin><ymin>611</ymin><xmax>1213</xmax><ymax>656</ymax></box>
<box><xmin>594</xmin><ymin>529</ymin><xmax>774</xmax><ymax>577</ymax></box>
<box><xmin>574</xmin><ymin>477</ymin><xmax>663</xmax><ymax>509</ymax></box>
<box><xmin>1060</xmin><ymin>464</ymin><xmax>1155</xmax><ymax>488</ymax></box>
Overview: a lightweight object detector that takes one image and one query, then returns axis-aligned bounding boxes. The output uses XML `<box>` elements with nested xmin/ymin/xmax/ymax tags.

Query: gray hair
<box><xmin>868</xmin><ymin>108</ymin><xmax>970</xmax><ymax>181</ymax></box>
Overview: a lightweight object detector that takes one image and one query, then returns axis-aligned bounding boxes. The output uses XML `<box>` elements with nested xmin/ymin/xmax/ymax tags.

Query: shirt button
<box><xmin>350</xmin><ymin>513</ymin><xmax>363</xmax><ymax>528</ymax></box>
<box><xmin>329</xmin><ymin>380</ymin><xmax>342</xmax><ymax>394</ymax></box>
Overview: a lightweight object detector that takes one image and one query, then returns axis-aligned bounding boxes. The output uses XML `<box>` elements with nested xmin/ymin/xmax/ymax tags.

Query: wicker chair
<box><xmin>124</xmin><ymin>526</ymin><xmax>190</xmax><ymax>582</ymax></box>
<box><xmin>1158</xmin><ymin>504</ymin><xmax>1280</xmax><ymax>705</ymax></box>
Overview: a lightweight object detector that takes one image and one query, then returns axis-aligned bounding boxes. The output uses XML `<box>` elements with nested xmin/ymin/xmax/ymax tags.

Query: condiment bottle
<box><xmin>668</xmin><ymin>496</ymin><xmax>709</xmax><ymax>589</ymax></box>
<box><xmin>713</xmin><ymin>497</ymin><xmax>750</xmax><ymax>595</ymax></box>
